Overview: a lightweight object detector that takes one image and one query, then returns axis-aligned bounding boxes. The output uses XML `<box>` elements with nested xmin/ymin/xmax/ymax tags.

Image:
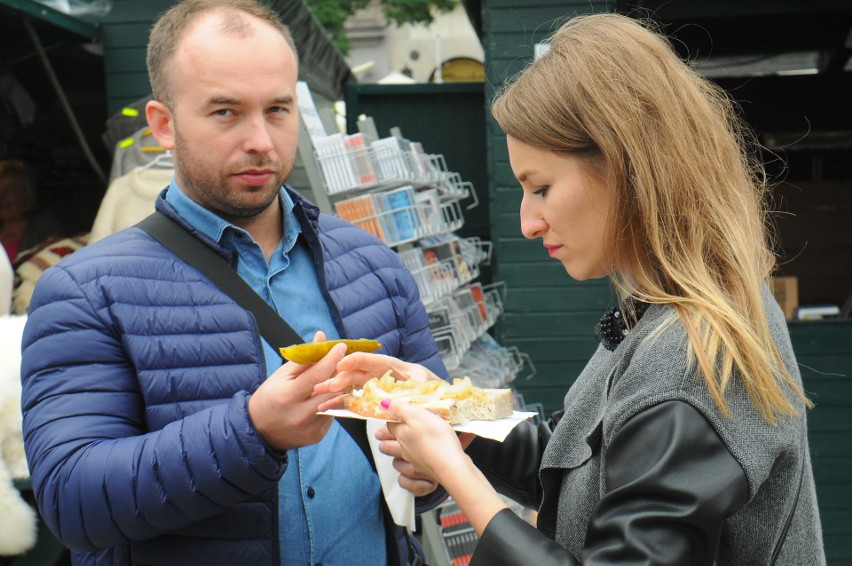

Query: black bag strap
<box><xmin>135</xmin><ymin>211</ymin><xmax>375</xmax><ymax>470</ymax></box>
<box><xmin>137</xmin><ymin>211</ymin><xmax>302</xmax><ymax>347</ymax></box>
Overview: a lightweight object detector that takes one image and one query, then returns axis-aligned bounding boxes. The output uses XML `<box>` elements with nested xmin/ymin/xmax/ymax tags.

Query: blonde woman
<box><xmin>319</xmin><ymin>13</ymin><xmax>825</xmax><ymax>565</ymax></box>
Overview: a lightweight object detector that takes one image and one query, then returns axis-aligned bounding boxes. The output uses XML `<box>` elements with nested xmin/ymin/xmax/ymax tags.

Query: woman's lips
<box><xmin>544</xmin><ymin>245</ymin><xmax>562</xmax><ymax>257</ymax></box>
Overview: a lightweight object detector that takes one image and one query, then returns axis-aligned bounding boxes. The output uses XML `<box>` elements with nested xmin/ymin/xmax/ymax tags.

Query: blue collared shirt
<box><xmin>166</xmin><ymin>181</ymin><xmax>386</xmax><ymax>566</ymax></box>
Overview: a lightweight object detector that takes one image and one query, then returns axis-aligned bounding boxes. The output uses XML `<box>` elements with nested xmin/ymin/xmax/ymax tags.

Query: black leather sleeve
<box><xmin>470</xmin><ymin>400</ymin><xmax>749</xmax><ymax>566</ymax></box>
<box><xmin>466</xmin><ymin>419</ymin><xmax>546</xmax><ymax>509</ymax></box>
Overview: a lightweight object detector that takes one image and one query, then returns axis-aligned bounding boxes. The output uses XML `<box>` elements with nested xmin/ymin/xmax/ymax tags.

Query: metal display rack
<box><xmin>294</xmin><ymin>89</ymin><xmax>530</xmax><ymax>384</ymax></box>
<box><xmin>293</xmin><ymin>88</ymin><xmax>536</xmax><ymax>563</ymax></box>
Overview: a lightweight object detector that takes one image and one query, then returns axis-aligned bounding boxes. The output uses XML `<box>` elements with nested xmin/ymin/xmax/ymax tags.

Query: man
<box><xmin>20</xmin><ymin>1</ymin><xmax>446</xmax><ymax>564</ymax></box>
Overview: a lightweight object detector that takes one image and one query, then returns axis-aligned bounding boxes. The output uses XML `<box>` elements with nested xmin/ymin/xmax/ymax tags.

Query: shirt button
<box><xmin>307</xmin><ymin>487</ymin><xmax>315</xmax><ymax>498</ymax></box>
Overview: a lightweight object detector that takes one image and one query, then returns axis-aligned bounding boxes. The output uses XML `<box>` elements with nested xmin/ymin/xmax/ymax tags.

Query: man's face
<box><xmin>164</xmin><ymin>14</ymin><xmax>299</xmax><ymax>222</ymax></box>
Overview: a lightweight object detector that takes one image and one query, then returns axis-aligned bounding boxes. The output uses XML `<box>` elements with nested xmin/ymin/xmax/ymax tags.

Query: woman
<box><xmin>0</xmin><ymin>159</ymin><xmax>63</xmax><ymax>263</ymax></box>
<box><xmin>319</xmin><ymin>13</ymin><xmax>825</xmax><ymax>565</ymax></box>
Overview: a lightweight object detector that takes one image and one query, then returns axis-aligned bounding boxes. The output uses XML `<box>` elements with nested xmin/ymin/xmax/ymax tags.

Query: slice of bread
<box><xmin>342</xmin><ymin>374</ymin><xmax>513</xmax><ymax>424</ymax></box>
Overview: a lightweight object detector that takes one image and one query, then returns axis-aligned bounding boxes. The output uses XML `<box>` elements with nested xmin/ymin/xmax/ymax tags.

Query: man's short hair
<box><xmin>146</xmin><ymin>0</ymin><xmax>298</xmax><ymax>108</ymax></box>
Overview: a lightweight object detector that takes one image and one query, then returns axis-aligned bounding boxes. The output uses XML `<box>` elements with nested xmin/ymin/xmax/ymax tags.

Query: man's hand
<box><xmin>248</xmin><ymin>331</ymin><xmax>344</xmax><ymax>451</ymax></box>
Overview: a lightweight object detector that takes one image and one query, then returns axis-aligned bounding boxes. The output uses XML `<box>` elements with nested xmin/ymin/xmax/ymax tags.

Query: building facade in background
<box><xmin>345</xmin><ymin>1</ymin><xmax>484</xmax><ymax>84</ymax></box>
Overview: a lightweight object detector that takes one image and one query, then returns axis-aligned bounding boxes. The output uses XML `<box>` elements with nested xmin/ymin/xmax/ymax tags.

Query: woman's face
<box><xmin>0</xmin><ymin>175</ymin><xmax>28</xmax><ymax>222</ymax></box>
<box><xmin>507</xmin><ymin>135</ymin><xmax>614</xmax><ymax>281</ymax></box>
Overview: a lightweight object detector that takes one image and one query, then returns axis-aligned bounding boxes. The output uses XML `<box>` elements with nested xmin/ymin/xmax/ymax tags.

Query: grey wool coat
<box><xmin>537</xmin><ymin>288</ymin><xmax>825</xmax><ymax>564</ymax></box>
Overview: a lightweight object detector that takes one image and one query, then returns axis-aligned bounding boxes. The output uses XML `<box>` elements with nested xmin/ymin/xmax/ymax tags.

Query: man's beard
<box><xmin>172</xmin><ymin>130</ymin><xmax>287</xmax><ymax>219</ymax></box>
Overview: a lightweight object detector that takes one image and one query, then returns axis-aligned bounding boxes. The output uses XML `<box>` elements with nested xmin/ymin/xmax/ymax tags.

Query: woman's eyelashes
<box><xmin>533</xmin><ymin>186</ymin><xmax>549</xmax><ymax>197</ymax></box>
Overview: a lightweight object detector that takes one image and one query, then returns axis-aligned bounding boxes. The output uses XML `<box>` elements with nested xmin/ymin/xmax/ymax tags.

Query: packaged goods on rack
<box><xmin>455</xmin><ymin>333</ymin><xmax>535</xmax><ymax>389</ymax></box>
<box><xmin>314</xmin><ymin>134</ymin><xmax>360</xmax><ymax>193</ymax></box>
<box><xmin>427</xmin><ymin>284</ymin><xmax>505</xmax><ymax>371</ymax></box>
<box><xmin>333</xmin><ymin>193</ymin><xmax>387</xmax><ymax>241</ymax></box>
<box><xmin>372</xmin><ymin>136</ymin><xmax>416</xmax><ymax>181</ymax></box>
<box><xmin>376</xmin><ymin>186</ymin><xmax>418</xmax><ymax>243</ymax></box>
<box><xmin>407</xmin><ymin>141</ymin><xmax>436</xmax><ymax>179</ymax></box>
<box><xmin>333</xmin><ymin>190</ymin><xmax>465</xmax><ymax>247</ymax></box>
<box><xmin>398</xmin><ymin>236</ymin><xmax>491</xmax><ymax>307</ymax></box>
<box><xmin>311</xmin><ymin>128</ymin><xmax>476</xmax><ymax>201</ymax></box>
<box><xmin>344</xmin><ymin>133</ymin><xmax>379</xmax><ymax>185</ymax></box>
<box><xmin>414</xmin><ymin>188</ymin><xmax>443</xmax><ymax>232</ymax></box>
<box><xmin>421</xmin><ymin>236</ymin><xmax>471</xmax><ymax>285</ymax></box>
<box><xmin>426</xmin><ymin>497</ymin><xmax>538</xmax><ymax>566</ymax></box>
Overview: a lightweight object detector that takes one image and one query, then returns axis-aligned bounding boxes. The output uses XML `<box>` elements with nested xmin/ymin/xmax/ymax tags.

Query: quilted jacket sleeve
<box><xmin>20</xmin><ymin>266</ymin><xmax>287</xmax><ymax>552</ymax></box>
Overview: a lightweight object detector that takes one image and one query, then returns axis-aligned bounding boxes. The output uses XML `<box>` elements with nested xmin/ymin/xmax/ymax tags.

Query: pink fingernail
<box><xmin>380</xmin><ymin>399</ymin><xmax>390</xmax><ymax>410</ymax></box>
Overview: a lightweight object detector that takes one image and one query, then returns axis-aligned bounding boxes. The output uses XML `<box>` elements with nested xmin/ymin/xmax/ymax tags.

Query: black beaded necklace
<box><xmin>594</xmin><ymin>300</ymin><xmax>651</xmax><ymax>351</ymax></box>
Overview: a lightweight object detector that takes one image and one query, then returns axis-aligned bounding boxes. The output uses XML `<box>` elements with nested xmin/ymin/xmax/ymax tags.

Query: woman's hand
<box><xmin>314</xmin><ymin>352</ymin><xmax>441</xmax><ymax>411</ymax></box>
<box><xmin>374</xmin><ymin>399</ymin><xmax>469</xmax><ymax>486</ymax></box>
<box><xmin>377</xmin><ymin>399</ymin><xmax>509</xmax><ymax>535</ymax></box>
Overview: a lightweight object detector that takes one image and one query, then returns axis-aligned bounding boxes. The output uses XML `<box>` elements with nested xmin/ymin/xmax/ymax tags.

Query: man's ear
<box><xmin>146</xmin><ymin>100</ymin><xmax>175</xmax><ymax>150</ymax></box>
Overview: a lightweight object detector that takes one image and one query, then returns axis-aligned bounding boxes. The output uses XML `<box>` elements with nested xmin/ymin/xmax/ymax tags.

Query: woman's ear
<box><xmin>145</xmin><ymin>100</ymin><xmax>176</xmax><ymax>150</ymax></box>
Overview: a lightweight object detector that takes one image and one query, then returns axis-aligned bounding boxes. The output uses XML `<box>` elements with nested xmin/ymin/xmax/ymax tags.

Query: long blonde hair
<box><xmin>492</xmin><ymin>13</ymin><xmax>810</xmax><ymax>423</ymax></box>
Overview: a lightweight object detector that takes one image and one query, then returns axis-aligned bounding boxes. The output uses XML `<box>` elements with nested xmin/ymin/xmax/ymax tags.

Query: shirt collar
<box><xmin>165</xmin><ymin>178</ymin><xmax>302</xmax><ymax>254</ymax></box>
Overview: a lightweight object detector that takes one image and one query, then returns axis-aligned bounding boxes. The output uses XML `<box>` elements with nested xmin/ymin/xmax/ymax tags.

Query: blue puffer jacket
<box><xmin>21</xmin><ymin>188</ymin><xmax>447</xmax><ymax>565</ymax></box>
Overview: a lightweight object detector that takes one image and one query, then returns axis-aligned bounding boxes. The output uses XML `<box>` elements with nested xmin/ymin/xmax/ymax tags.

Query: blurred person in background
<box><xmin>0</xmin><ymin>159</ymin><xmax>63</xmax><ymax>263</ymax></box>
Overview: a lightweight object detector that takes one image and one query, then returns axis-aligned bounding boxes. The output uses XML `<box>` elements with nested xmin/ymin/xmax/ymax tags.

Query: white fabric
<box><xmin>89</xmin><ymin>166</ymin><xmax>173</xmax><ymax>244</ymax></box>
<box><xmin>0</xmin><ymin>248</ymin><xmax>11</xmax><ymax>316</ymax></box>
<box><xmin>366</xmin><ymin>418</ymin><xmax>415</xmax><ymax>530</ymax></box>
<box><xmin>0</xmin><ymin>314</ymin><xmax>36</xmax><ymax>555</ymax></box>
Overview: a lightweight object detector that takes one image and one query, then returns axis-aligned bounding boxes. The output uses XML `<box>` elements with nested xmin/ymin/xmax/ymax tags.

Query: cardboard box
<box><xmin>770</xmin><ymin>276</ymin><xmax>799</xmax><ymax>320</ymax></box>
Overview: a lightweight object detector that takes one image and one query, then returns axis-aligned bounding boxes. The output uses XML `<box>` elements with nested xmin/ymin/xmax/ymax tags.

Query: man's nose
<box><xmin>242</xmin><ymin>117</ymin><xmax>275</xmax><ymax>154</ymax></box>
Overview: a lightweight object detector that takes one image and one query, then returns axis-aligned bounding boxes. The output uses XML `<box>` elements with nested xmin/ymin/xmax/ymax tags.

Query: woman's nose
<box><xmin>520</xmin><ymin>197</ymin><xmax>546</xmax><ymax>239</ymax></box>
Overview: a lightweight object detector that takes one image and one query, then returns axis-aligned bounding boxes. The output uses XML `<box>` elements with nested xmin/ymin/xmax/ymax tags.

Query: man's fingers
<box><xmin>397</xmin><ymin>475</ymin><xmax>438</xmax><ymax>497</ymax></box>
<box><xmin>378</xmin><ymin>438</ymin><xmax>403</xmax><ymax>459</ymax></box>
<box><xmin>289</xmin><ymin>342</ymin><xmax>348</xmax><ymax>395</ymax></box>
<box><xmin>375</xmin><ymin>425</ymin><xmax>395</xmax><ymax>442</ymax></box>
<box><xmin>316</xmin><ymin>396</ymin><xmax>345</xmax><ymax>412</ymax></box>
<box><xmin>335</xmin><ymin>352</ymin><xmax>401</xmax><ymax>376</ymax></box>
<box><xmin>314</xmin><ymin>369</ymin><xmax>364</xmax><ymax>395</ymax></box>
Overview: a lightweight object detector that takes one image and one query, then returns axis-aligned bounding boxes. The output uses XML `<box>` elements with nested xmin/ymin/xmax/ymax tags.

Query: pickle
<box><xmin>278</xmin><ymin>338</ymin><xmax>382</xmax><ymax>364</ymax></box>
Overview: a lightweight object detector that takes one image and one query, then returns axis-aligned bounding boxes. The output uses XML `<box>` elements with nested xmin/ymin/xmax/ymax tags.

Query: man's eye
<box><xmin>268</xmin><ymin>106</ymin><xmax>288</xmax><ymax>114</ymax></box>
<box><xmin>213</xmin><ymin>109</ymin><xmax>232</xmax><ymax>117</ymax></box>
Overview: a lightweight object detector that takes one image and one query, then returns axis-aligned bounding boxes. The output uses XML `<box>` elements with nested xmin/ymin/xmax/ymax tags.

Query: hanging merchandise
<box><xmin>102</xmin><ymin>96</ymin><xmax>153</xmax><ymax>157</ymax></box>
<box><xmin>107</xmin><ymin>125</ymin><xmax>165</xmax><ymax>183</ymax></box>
<box><xmin>89</xmin><ymin>163</ymin><xmax>172</xmax><ymax>245</ymax></box>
